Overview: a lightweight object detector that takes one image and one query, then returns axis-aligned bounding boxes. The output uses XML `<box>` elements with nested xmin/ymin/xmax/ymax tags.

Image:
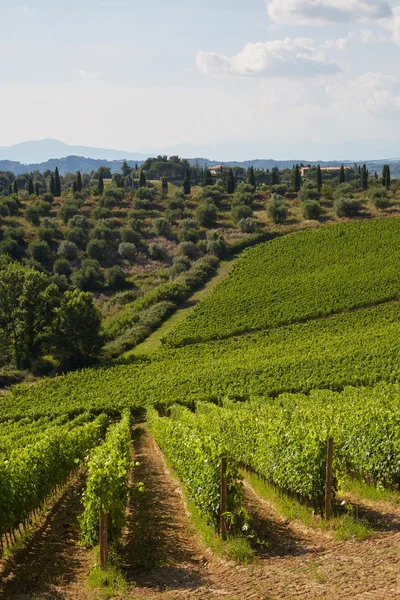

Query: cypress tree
<box><xmin>271</xmin><ymin>167</ymin><xmax>279</xmax><ymax>186</ymax></box>
<box><xmin>34</xmin><ymin>181</ymin><xmax>40</xmax><ymax>196</ymax></box>
<box><xmin>13</xmin><ymin>180</ymin><xmax>18</xmax><ymax>194</ymax></box>
<box><xmin>292</xmin><ymin>164</ymin><xmax>302</xmax><ymax>193</ymax></box>
<box><xmin>339</xmin><ymin>165</ymin><xmax>345</xmax><ymax>184</ymax></box>
<box><xmin>317</xmin><ymin>165</ymin><xmax>322</xmax><ymax>191</ymax></box>
<box><xmin>361</xmin><ymin>164</ymin><xmax>369</xmax><ymax>191</ymax></box>
<box><xmin>54</xmin><ymin>167</ymin><xmax>61</xmax><ymax>197</ymax></box>
<box><xmin>76</xmin><ymin>171</ymin><xmax>82</xmax><ymax>192</ymax></box>
<box><xmin>50</xmin><ymin>174</ymin><xmax>56</xmax><ymax>195</ymax></box>
<box><xmin>227</xmin><ymin>168</ymin><xmax>235</xmax><ymax>194</ymax></box>
<box><xmin>8</xmin><ymin>184</ymin><xmax>12</xmax><ymax>195</ymax></box>
<box><xmin>382</xmin><ymin>164</ymin><xmax>391</xmax><ymax>189</ymax></box>
<box><xmin>28</xmin><ymin>177</ymin><xmax>34</xmax><ymax>195</ymax></box>
<box><xmin>121</xmin><ymin>160</ymin><xmax>130</xmax><ymax>177</ymax></box>
<box><xmin>72</xmin><ymin>181</ymin><xmax>77</xmax><ymax>194</ymax></box>
<box><xmin>205</xmin><ymin>169</ymin><xmax>213</xmax><ymax>187</ymax></box>
<box><xmin>98</xmin><ymin>173</ymin><xmax>104</xmax><ymax>195</ymax></box>
<box><xmin>139</xmin><ymin>170</ymin><xmax>146</xmax><ymax>187</ymax></box>
<box><xmin>135</xmin><ymin>162</ymin><xmax>138</xmax><ymax>171</ymax></box>
<box><xmin>248</xmin><ymin>166</ymin><xmax>256</xmax><ymax>188</ymax></box>
<box><xmin>182</xmin><ymin>168</ymin><xmax>191</xmax><ymax>195</ymax></box>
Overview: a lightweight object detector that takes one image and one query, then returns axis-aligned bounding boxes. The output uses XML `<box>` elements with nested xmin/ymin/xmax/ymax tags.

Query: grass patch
<box><xmin>243</xmin><ymin>470</ymin><xmax>373</xmax><ymax>541</ymax></box>
<box><xmin>87</xmin><ymin>545</ymin><xmax>127</xmax><ymax>599</ymax></box>
<box><xmin>339</xmin><ymin>475</ymin><xmax>400</xmax><ymax>504</ymax></box>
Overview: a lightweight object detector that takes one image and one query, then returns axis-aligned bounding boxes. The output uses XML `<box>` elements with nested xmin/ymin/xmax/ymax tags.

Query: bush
<box><xmin>233</xmin><ymin>192</ymin><xmax>253</xmax><ymax>206</ymax></box>
<box><xmin>0</xmin><ymin>237</ymin><xmax>22</xmax><ymax>259</ymax></box>
<box><xmin>135</xmin><ymin>186</ymin><xmax>156</xmax><ymax>202</ymax></box>
<box><xmin>195</xmin><ymin>201</ymin><xmax>218</xmax><ymax>228</ymax></box>
<box><xmin>92</xmin><ymin>206</ymin><xmax>112</xmax><ymax>220</ymax></box>
<box><xmin>42</xmin><ymin>192</ymin><xmax>54</xmax><ymax>204</ymax></box>
<box><xmin>270</xmin><ymin>184</ymin><xmax>287</xmax><ymax>196</ymax></box>
<box><xmin>118</xmin><ymin>242</ymin><xmax>137</xmax><ymax>260</ymax></box>
<box><xmin>302</xmin><ymin>200</ymin><xmax>322</xmax><ymax>220</ymax></box>
<box><xmin>66</xmin><ymin>227</ymin><xmax>88</xmax><ymax>249</ymax></box>
<box><xmin>71</xmin><ymin>259</ymin><xmax>104</xmax><ymax>291</ymax></box>
<box><xmin>105</xmin><ymin>266</ymin><xmax>127</xmax><ymax>289</ymax></box>
<box><xmin>68</xmin><ymin>214</ymin><xmax>90</xmax><ymax>230</ymax></box>
<box><xmin>321</xmin><ymin>184</ymin><xmax>333</xmax><ymax>200</ymax></box>
<box><xmin>231</xmin><ymin>204</ymin><xmax>252</xmax><ymax>224</ymax></box>
<box><xmin>369</xmin><ymin>188</ymin><xmax>390</xmax><ymax>210</ymax></box>
<box><xmin>26</xmin><ymin>201</ymin><xmax>51</xmax><ymax>225</ymax></box>
<box><xmin>148</xmin><ymin>242</ymin><xmax>168</xmax><ymax>261</ymax></box>
<box><xmin>104</xmin><ymin>187</ymin><xmax>124</xmax><ymax>203</ymax></box>
<box><xmin>120</xmin><ymin>228</ymin><xmax>142</xmax><ymax>245</ymax></box>
<box><xmin>333</xmin><ymin>183</ymin><xmax>354</xmax><ymax>202</ymax></box>
<box><xmin>238</xmin><ymin>218</ymin><xmax>257</xmax><ymax>233</ymax></box>
<box><xmin>59</xmin><ymin>201</ymin><xmax>81</xmax><ymax>224</ymax></box>
<box><xmin>178</xmin><ymin>241</ymin><xmax>200</xmax><ymax>260</ymax></box>
<box><xmin>236</xmin><ymin>182</ymin><xmax>255</xmax><ymax>194</ymax></box>
<box><xmin>27</xmin><ymin>240</ymin><xmax>52</xmax><ymax>265</ymax></box>
<box><xmin>168</xmin><ymin>256</ymin><xmax>191</xmax><ymax>278</ymax></box>
<box><xmin>179</xmin><ymin>218</ymin><xmax>200</xmax><ymax>242</ymax></box>
<box><xmin>86</xmin><ymin>239</ymin><xmax>109</xmax><ymax>261</ymax></box>
<box><xmin>53</xmin><ymin>257</ymin><xmax>72</xmax><ymax>276</ymax></box>
<box><xmin>267</xmin><ymin>194</ymin><xmax>287</xmax><ymax>224</ymax></box>
<box><xmin>0</xmin><ymin>203</ymin><xmax>10</xmax><ymax>218</ymax></box>
<box><xmin>152</xmin><ymin>217</ymin><xmax>171</xmax><ymax>237</ymax></box>
<box><xmin>298</xmin><ymin>182</ymin><xmax>319</xmax><ymax>202</ymax></box>
<box><xmin>90</xmin><ymin>222</ymin><xmax>115</xmax><ymax>243</ymax></box>
<box><xmin>206</xmin><ymin>231</ymin><xmax>226</xmax><ymax>257</ymax></box>
<box><xmin>57</xmin><ymin>240</ymin><xmax>78</xmax><ymax>260</ymax></box>
<box><xmin>134</xmin><ymin>197</ymin><xmax>152</xmax><ymax>210</ymax></box>
<box><xmin>167</xmin><ymin>193</ymin><xmax>185</xmax><ymax>211</ymax></box>
<box><xmin>334</xmin><ymin>197</ymin><xmax>362</xmax><ymax>217</ymax></box>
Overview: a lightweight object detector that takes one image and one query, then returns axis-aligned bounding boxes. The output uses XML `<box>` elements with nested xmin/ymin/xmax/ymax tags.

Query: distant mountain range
<box><xmin>1</xmin><ymin>138</ymin><xmax>400</xmax><ymax>176</ymax></box>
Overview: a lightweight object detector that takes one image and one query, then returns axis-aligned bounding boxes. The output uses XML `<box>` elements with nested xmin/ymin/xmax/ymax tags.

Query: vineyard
<box><xmin>1</xmin><ymin>217</ymin><xmax>400</xmax><ymax>598</ymax></box>
<box><xmin>163</xmin><ymin>218</ymin><xmax>400</xmax><ymax>347</ymax></box>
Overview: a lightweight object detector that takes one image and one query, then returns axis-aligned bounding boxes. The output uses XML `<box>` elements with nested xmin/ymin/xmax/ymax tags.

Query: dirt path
<box><xmin>0</xmin><ymin>476</ymin><xmax>91</xmax><ymax>600</ymax></box>
<box><xmin>122</xmin><ymin>427</ymin><xmax>400</xmax><ymax>600</ymax></box>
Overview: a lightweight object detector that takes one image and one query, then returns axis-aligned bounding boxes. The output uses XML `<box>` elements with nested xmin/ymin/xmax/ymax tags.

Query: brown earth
<box><xmin>1</xmin><ymin>428</ymin><xmax>399</xmax><ymax>600</ymax></box>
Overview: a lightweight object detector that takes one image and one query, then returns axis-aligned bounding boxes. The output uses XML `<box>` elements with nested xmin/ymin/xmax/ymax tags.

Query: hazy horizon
<box><xmin>1</xmin><ymin>0</ymin><xmax>400</xmax><ymax>161</ymax></box>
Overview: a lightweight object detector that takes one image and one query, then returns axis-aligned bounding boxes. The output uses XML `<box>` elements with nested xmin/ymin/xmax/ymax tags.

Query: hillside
<box><xmin>2</xmin><ymin>175</ymin><xmax>400</xmax><ymax>600</ymax></box>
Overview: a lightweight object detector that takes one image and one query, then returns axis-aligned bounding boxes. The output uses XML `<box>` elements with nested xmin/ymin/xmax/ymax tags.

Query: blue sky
<box><xmin>1</xmin><ymin>0</ymin><xmax>400</xmax><ymax>160</ymax></box>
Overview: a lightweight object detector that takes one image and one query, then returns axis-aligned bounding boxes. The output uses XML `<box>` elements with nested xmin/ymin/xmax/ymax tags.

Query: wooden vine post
<box><xmin>325</xmin><ymin>437</ymin><xmax>334</xmax><ymax>520</ymax></box>
<box><xmin>99</xmin><ymin>504</ymin><xmax>108</xmax><ymax>570</ymax></box>
<box><xmin>220</xmin><ymin>456</ymin><xmax>228</xmax><ymax>540</ymax></box>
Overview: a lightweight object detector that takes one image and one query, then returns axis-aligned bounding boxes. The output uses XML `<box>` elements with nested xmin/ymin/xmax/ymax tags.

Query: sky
<box><xmin>1</xmin><ymin>0</ymin><xmax>400</xmax><ymax>160</ymax></box>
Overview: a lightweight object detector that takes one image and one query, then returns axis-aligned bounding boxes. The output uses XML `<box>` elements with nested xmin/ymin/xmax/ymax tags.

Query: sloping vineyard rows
<box><xmin>163</xmin><ymin>218</ymin><xmax>400</xmax><ymax>347</ymax></box>
<box><xmin>79</xmin><ymin>409</ymin><xmax>132</xmax><ymax>546</ymax></box>
<box><xmin>147</xmin><ymin>407</ymin><xmax>244</xmax><ymax>530</ymax></box>
<box><xmin>0</xmin><ymin>414</ymin><xmax>108</xmax><ymax>543</ymax></box>
<box><xmin>3</xmin><ymin>300</ymin><xmax>400</xmax><ymax>419</ymax></box>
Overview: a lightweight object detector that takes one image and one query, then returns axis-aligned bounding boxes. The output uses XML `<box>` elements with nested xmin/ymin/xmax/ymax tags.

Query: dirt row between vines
<box><xmin>1</xmin><ymin>426</ymin><xmax>399</xmax><ymax>599</ymax></box>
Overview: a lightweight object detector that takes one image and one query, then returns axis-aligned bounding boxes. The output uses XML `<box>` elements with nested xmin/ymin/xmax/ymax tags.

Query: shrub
<box><xmin>333</xmin><ymin>183</ymin><xmax>354</xmax><ymax>202</ymax></box>
<box><xmin>0</xmin><ymin>237</ymin><xmax>22</xmax><ymax>259</ymax></box>
<box><xmin>134</xmin><ymin>197</ymin><xmax>152</xmax><ymax>210</ymax></box>
<box><xmin>68</xmin><ymin>214</ymin><xmax>90</xmax><ymax>230</ymax></box>
<box><xmin>302</xmin><ymin>200</ymin><xmax>322</xmax><ymax>220</ymax></box>
<box><xmin>135</xmin><ymin>186</ymin><xmax>156</xmax><ymax>201</ymax></box>
<box><xmin>71</xmin><ymin>259</ymin><xmax>104</xmax><ymax>291</ymax></box>
<box><xmin>270</xmin><ymin>184</ymin><xmax>287</xmax><ymax>196</ymax></box>
<box><xmin>92</xmin><ymin>206</ymin><xmax>112</xmax><ymax>220</ymax></box>
<box><xmin>267</xmin><ymin>194</ymin><xmax>287</xmax><ymax>224</ymax></box>
<box><xmin>321</xmin><ymin>184</ymin><xmax>333</xmax><ymax>199</ymax></box>
<box><xmin>179</xmin><ymin>218</ymin><xmax>200</xmax><ymax>242</ymax></box>
<box><xmin>53</xmin><ymin>257</ymin><xmax>72</xmax><ymax>276</ymax></box>
<box><xmin>236</xmin><ymin>182</ymin><xmax>255</xmax><ymax>194</ymax></box>
<box><xmin>120</xmin><ymin>228</ymin><xmax>142</xmax><ymax>245</ymax></box>
<box><xmin>168</xmin><ymin>256</ymin><xmax>191</xmax><ymax>278</ymax></box>
<box><xmin>178</xmin><ymin>241</ymin><xmax>200</xmax><ymax>260</ymax></box>
<box><xmin>59</xmin><ymin>201</ymin><xmax>81</xmax><ymax>224</ymax></box>
<box><xmin>195</xmin><ymin>201</ymin><xmax>218</xmax><ymax>228</ymax></box>
<box><xmin>86</xmin><ymin>239</ymin><xmax>109</xmax><ymax>261</ymax></box>
<box><xmin>238</xmin><ymin>218</ymin><xmax>257</xmax><ymax>233</ymax></box>
<box><xmin>148</xmin><ymin>242</ymin><xmax>168</xmax><ymax>261</ymax></box>
<box><xmin>105</xmin><ymin>266</ymin><xmax>127</xmax><ymax>289</ymax></box>
<box><xmin>369</xmin><ymin>188</ymin><xmax>390</xmax><ymax>210</ymax></box>
<box><xmin>66</xmin><ymin>227</ymin><xmax>88</xmax><ymax>249</ymax></box>
<box><xmin>233</xmin><ymin>192</ymin><xmax>253</xmax><ymax>206</ymax></box>
<box><xmin>0</xmin><ymin>204</ymin><xmax>10</xmax><ymax>218</ymax></box>
<box><xmin>27</xmin><ymin>240</ymin><xmax>52</xmax><ymax>265</ymax></box>
<box><xmin>26</xmin><ymin>201</ymin><xmax>51</xmax><ymax>225</ymax></box>
<box><xmin>152</xmin><ymin>217</ymin><xmax>171</xmax><ymax>237</ymax></box>
<box><xmin>91</xmin><ymin>222</ymin><xmax>114</xmax><ymax>242</ymax></box>
<box><xmin>334</xmin><ymin>197</ymin><xmax>362</xmax><ymax>217</ymax></box>
<box><xmin>42</xmin><ymin>192</ymin><xmax>54</xmax><ymax>204</ymax></box>
<box><xmin>118</xmin><ymin>242</ymin><xmax>137</xmax><ymax>260</ymax></box>
<box><xmin>57</xmin><ymin>240</ymin><xmax>78</xmax><ymax>260</ymax></box>
<box><xmin>104</xmin><ymin>187</ymin><xmax>124</xmax><ymax>203</ymax></box>
<box><xmin>167</xmin><ymin>193</ymin><xmax>185</xmax><ymax>211</ymax></box>
<box><xmin>231</xmin><ymin>204</ymin><xmax>252</xmax><ymax>224</ymax></box>
<box><xmin>206</xmin><ymin>231</ymin><xmax>226</xmax><ymax>257</ymax></box>
<box><xmin>298</xmin><ymin>182</ymin><xmax>319</xmax><ymax>202</ymax></box>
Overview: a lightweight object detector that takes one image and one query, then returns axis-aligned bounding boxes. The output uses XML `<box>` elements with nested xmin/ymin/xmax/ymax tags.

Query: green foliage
<box><xmin>335</xmin><ymin>197</ymin><xmax>362</xmax><ymax>217</ymax></box>
<box><xmin>86</xmin><ymin>239</ymin><xmax>109</xmax><ymax>262</ymax></box>
<box><xmin>231</xmin><ymin>203</ymin><xmax>252</xmax><ymax>224</ymax></box>
<box><xmin>52</xmin><ymin>289</ymin><xmax>103</xmax><ymax>369</ymax></box>
<box><xmin>118</xmin><ymin>242</ymin><xmax>137</xmax><ymax>260</ymax></box>
<box><xmin>147</xmin><ymin>406</ymin><xmax>244</xmax><ymax>530</ymax></box>
<box><xmin>195</xmin><ymin>200</ymin><xmax>218</xmax><ymax>228</ymax></box>
<box><xmin>71</xmin><ymin>259</ymin><xmax>104</xmax><ymax>291</ymax></box>
<box><xmin>152</xmin><ymin>217</ymin><xmax>171</xmax><ymax>237</ymax></box>
<box><xmin>163</xmin><ymin>219</ymin><xmax>400</xmax><ymax>348</ymax></box>
<box><xmin>148</xmin><ymin>242</ymin><xmax>168</xmax><ymax>261</ymax></box>
<box><xmin>302</xmin><ymin>200</ymin><xmax>322</xmax><ymax>220</ymax></box>
<box><xmin>57</xmin><ymin>240</ymin><xmax>78</xmax><ymax>261</ymax></box>
<box><xmin>267</xmin><ymin>194</ymin><xmax>287</xmax><ymax>224</ymax></box>
<box><xmin>105</xmin><ymin>266</ymin><xmax>127</xmax><ymax>290</ymax></box>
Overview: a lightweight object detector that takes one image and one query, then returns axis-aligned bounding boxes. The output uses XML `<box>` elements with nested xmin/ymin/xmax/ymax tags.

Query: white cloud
<box><xmin>196</xmin><ymin>38</ymin><xmax>342</xmax><ymax>78</ymax></box>
<box><xmin>323</xmin><ymin>28</ymin><xmax>383</xmax><ymax>50</ymax></box>
<box><xmin>267</xmin><ymin>0</ymin><xmax>392</xmax><ymax>26</ymax></box>
<box><xmin>75</xmin><ymin>70</ymin><xmax>102</xmax><ymax>80</ymax></box>
<box><xmin>390</xmin><ymin>7</ymin><xmax>400</xmax><ymax>44</ymax></box>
